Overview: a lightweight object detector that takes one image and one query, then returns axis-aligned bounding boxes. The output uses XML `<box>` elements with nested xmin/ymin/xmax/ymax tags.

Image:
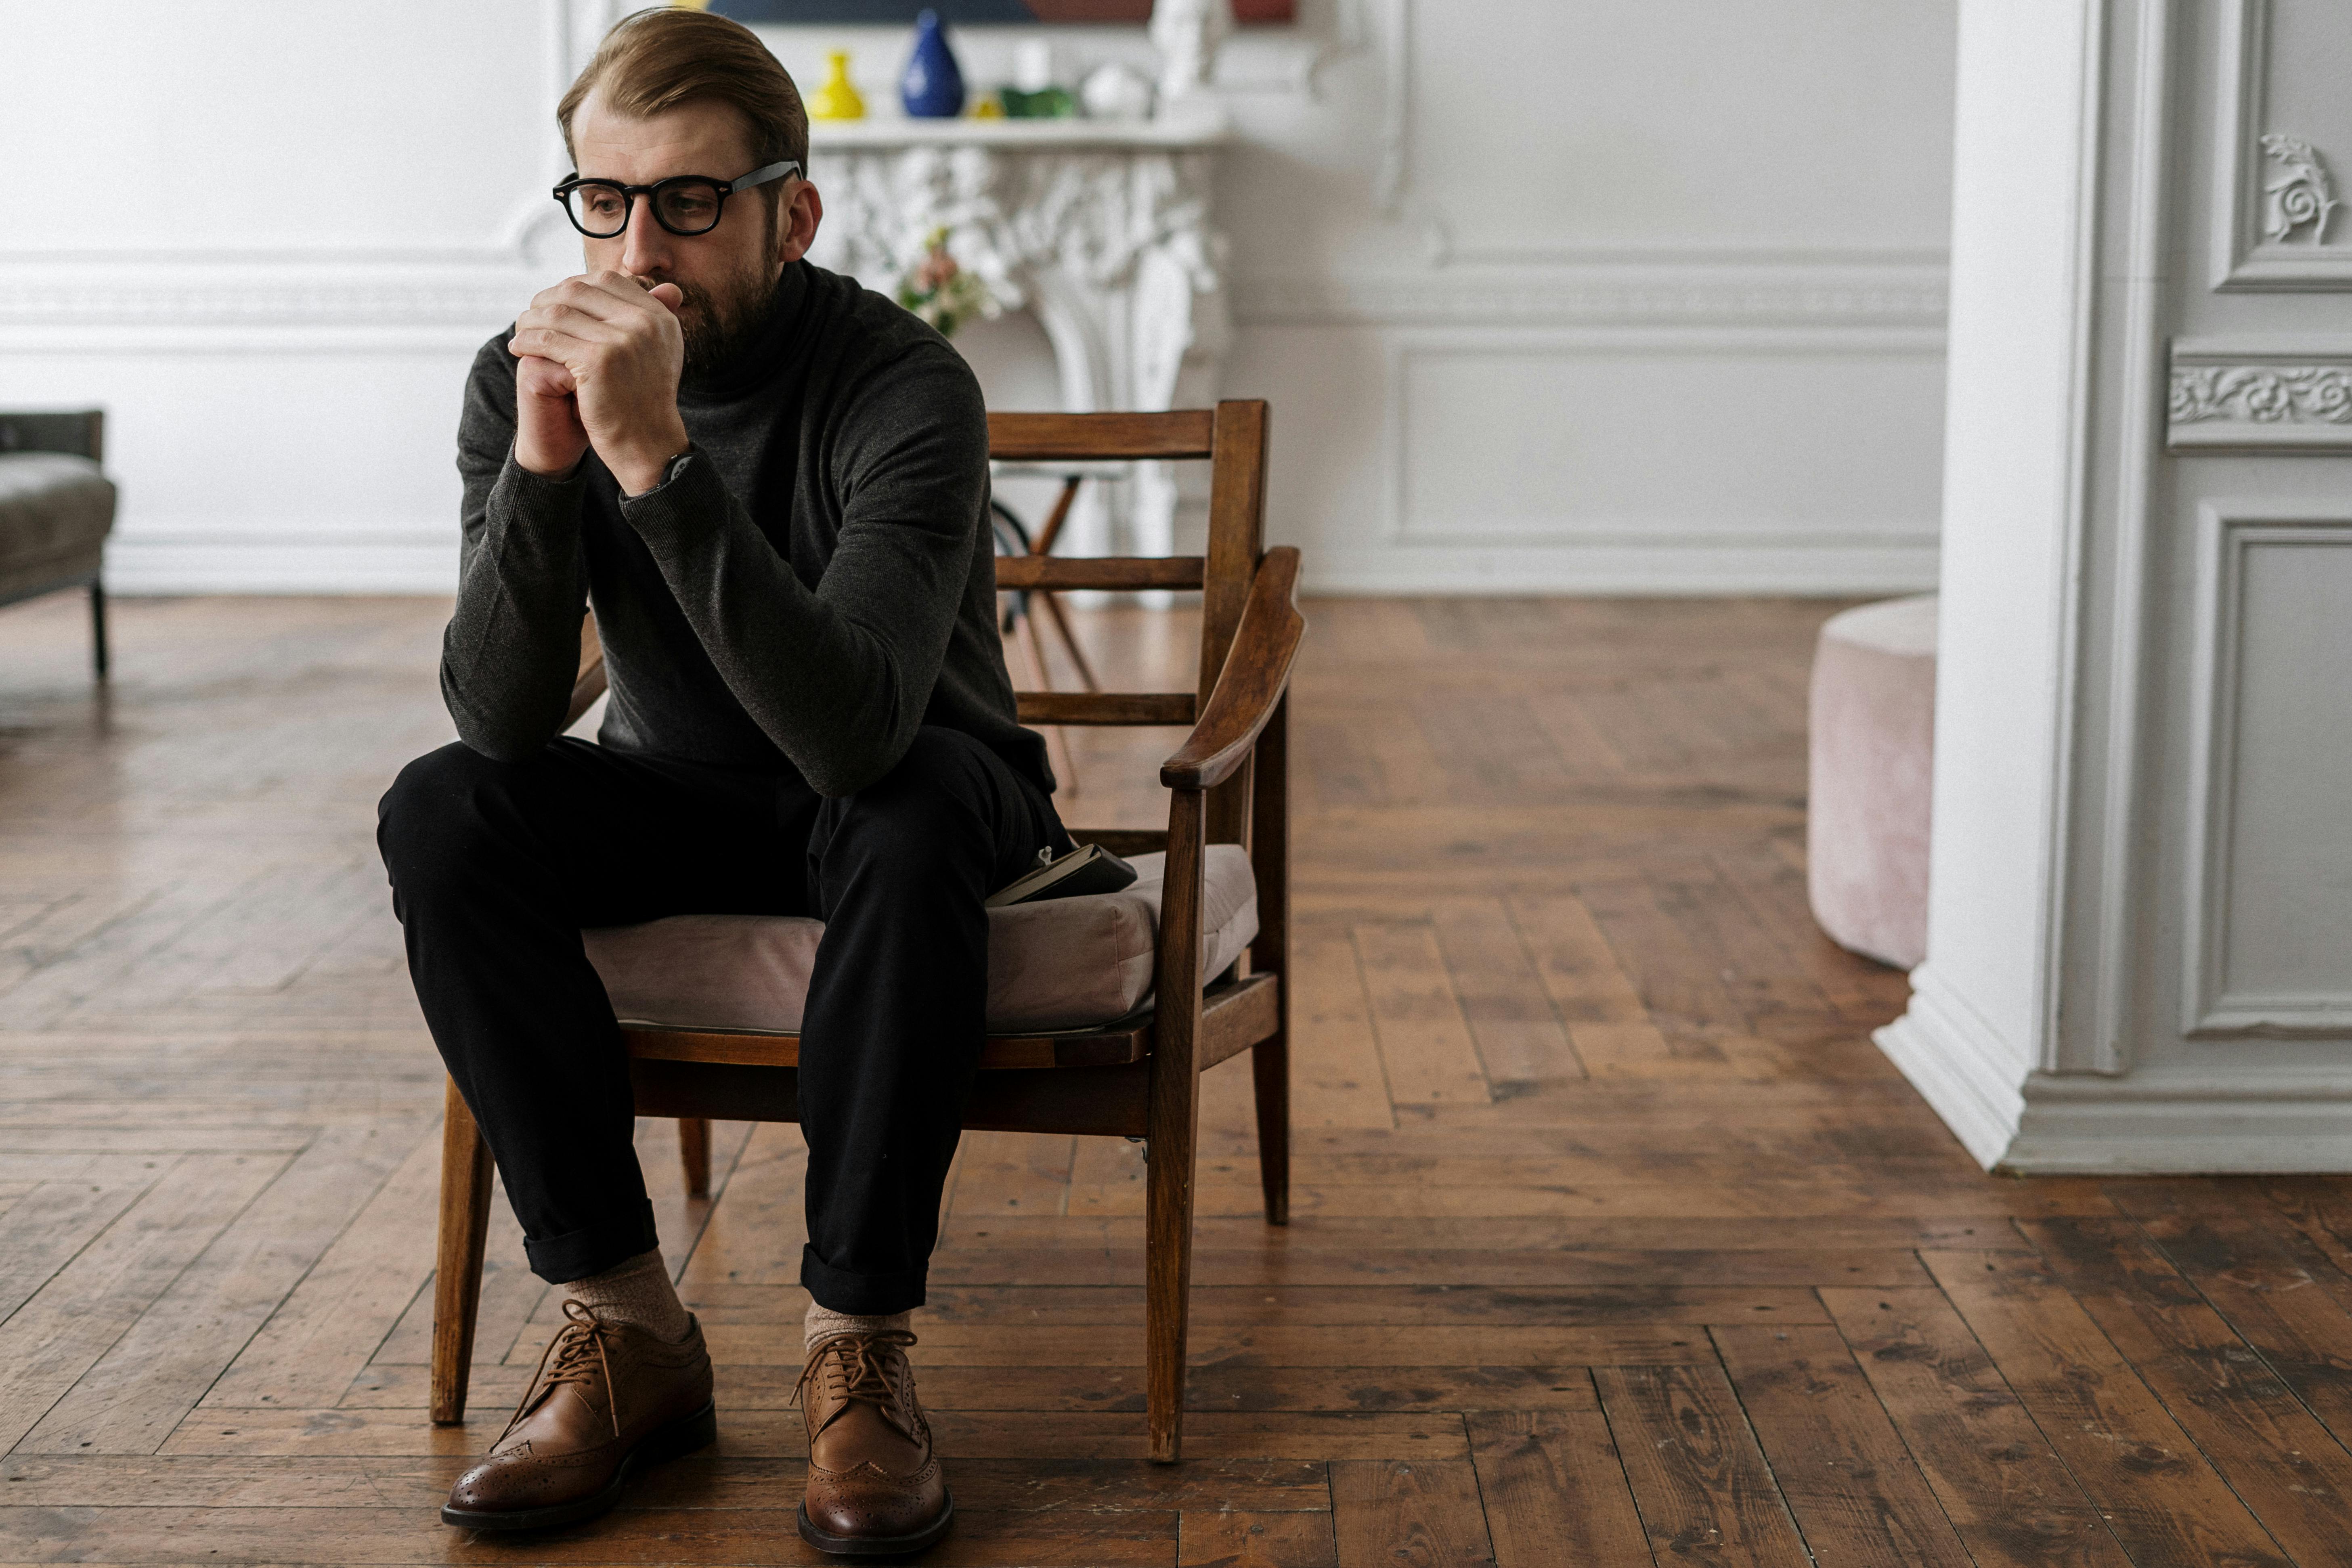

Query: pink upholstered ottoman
<box><xmin>1807</xmin><ymin>594</ymin><xmax>1936</xmax><ymax>969</ymax></box>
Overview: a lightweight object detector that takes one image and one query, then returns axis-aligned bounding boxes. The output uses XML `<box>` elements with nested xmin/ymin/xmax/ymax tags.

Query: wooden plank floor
<box><xmin>0</xmin><ymin>592</ymin><xmax>2346</xmax><ymax>1564</ymax></box>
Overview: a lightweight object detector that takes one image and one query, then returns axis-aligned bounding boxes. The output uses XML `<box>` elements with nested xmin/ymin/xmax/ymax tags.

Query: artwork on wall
<box><xmin>705</xmin><ymin>2</ymin><xmax>1295</xmax><ymax>23</ymax></box>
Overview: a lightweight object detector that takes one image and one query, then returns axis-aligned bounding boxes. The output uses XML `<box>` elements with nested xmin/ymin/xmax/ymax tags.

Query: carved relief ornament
<box><xmin>2171</xmin><ymin>363</ymin><xmax>2352</xmax><ymax>426</ymax></box>
<box><xmin>2260</xmin><ymin>133</ymin><xmax>2339</xmax><ymax>245</ymax></box>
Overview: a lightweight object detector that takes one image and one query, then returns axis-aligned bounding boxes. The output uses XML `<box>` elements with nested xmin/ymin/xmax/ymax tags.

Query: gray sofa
<box><xmin>0</xmin><ymin>410</ymin><xmax>114</xmax><ymax>678</ymax></box>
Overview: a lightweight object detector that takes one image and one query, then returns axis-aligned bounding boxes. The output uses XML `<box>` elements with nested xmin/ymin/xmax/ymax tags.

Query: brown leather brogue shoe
<box><xmin>441</xmin><ymin>1299</ymin><xmax>715</xmax><ymax>1532</ymax></box>
<box><xmin>795</xmin><ymin>1329</ymin><xmax>952</xmax><ymax>1556</ymax></box>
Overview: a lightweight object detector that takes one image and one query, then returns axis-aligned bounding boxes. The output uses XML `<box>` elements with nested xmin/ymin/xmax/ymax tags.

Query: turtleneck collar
<box><xmin>678</xmin><ymin>260</ymin><xmax>809</xmax><ymax>406</ymax></box>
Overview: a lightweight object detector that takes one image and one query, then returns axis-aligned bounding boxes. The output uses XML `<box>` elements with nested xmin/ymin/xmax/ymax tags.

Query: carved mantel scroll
<box><xmin>805</xmin><ymin>116</ymin><xmax>1233</xmax><ymax>556</ymax></box>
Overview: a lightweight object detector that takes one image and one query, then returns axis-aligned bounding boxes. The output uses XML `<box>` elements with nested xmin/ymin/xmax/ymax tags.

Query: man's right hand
<box><xmin>513</xmin><ymin>351</ymin><xmax>591</xmax><ymax>479</ymax></box>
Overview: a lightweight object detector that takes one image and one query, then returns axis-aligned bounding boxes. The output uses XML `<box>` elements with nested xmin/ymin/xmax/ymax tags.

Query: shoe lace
<box><xmin>503</xmin><ymin>1298</ymin><xmax>620</xmax><ymax>1441</ymax></box>
<box><xmin>792</xmin><ymin>1329</ymin><xmax>923</xmax><ymax>1445</ymax></box>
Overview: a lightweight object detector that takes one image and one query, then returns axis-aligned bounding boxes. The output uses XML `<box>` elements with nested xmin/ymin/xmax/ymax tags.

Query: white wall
<box><xmin>0</xmin><ymin>0</ymin><xmax>1956</xmax><ymax>595</ymax></box>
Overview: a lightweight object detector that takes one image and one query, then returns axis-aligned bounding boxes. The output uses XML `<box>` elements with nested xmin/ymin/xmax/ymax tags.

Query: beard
<box><xmin>669</xmin><ymin>239</ymin><xmax>782</xmax><ymax>379</ymax></box>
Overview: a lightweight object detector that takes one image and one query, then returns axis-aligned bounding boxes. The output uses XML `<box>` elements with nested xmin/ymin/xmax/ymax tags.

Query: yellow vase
<box><xmin>808</xmin><ymin>51</ymin><xmax>865</xmax><ymax>121</ymax></box>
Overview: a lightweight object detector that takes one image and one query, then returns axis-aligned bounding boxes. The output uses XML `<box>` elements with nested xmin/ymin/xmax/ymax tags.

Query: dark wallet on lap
<box><xmin>985</xmin><ymin>843</ymin><xmax>1139</xmax><ymax>908</ymax></box>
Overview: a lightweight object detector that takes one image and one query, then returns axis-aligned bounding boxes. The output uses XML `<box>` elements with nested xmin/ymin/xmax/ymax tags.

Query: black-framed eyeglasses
<box><xmin>551</xmin><ymin>159</ymin><xmax>801</xmax><ymax>239</ymax></box>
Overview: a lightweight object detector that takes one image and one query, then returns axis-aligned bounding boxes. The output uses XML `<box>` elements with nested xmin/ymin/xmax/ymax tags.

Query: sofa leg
<box><xmin>88</xmin><ymin>580</ymin><xmax>108</xmax><ymax>681</ymax></box>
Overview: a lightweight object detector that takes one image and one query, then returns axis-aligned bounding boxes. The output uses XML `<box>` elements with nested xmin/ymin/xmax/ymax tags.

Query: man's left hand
<box><xmin>509</xmin><ymin>271</ymin><xmax>690</xmax><ymax>495</ymax></box>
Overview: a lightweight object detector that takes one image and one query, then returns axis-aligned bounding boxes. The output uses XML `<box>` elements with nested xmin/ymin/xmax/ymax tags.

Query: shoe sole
<box><xmin>797</xmin><ymin>1496</ymin><xmax>955</xmax><ymax>1557</ymax></box>
<box><xmin>439</xmin><ymin>1399</ymin><xmax>718</xmax><ymax>1532</ymax></box>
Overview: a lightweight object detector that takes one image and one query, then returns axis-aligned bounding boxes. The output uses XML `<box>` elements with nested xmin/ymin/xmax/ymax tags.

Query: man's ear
<box><xmin>778</xmin><ymin>181</ymin><xmax>823</xmax><ymax>266</ymax></box>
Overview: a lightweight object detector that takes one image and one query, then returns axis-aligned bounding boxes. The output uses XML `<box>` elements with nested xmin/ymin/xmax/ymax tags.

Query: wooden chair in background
<box><xmin>430</xmin><ymin>402</ymin><xmax>1302</xmax><ymax>1463</ymax></box>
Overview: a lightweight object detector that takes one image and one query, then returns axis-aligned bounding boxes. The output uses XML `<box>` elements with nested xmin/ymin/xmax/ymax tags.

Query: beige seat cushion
<box><xmin>584</xmin><ymin>846</ymin><xmax>1259</xmax><ymax>1036</ymax></box>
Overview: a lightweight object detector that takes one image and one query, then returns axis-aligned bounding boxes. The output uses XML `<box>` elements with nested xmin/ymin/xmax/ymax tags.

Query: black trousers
<box><xmin>377</xmin><ymin>728</ymin><xmax>1069</xmax><ymax>1314</ymax></box>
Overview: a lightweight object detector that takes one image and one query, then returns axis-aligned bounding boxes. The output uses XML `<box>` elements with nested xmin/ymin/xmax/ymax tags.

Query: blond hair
<box><xmin>558</xmin><ymin>8</ymin><xmax>809</xmax><ymax>189</ymax></box>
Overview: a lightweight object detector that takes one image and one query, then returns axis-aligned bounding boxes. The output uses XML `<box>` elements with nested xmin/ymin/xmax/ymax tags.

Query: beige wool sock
<box><xmin>560</xmin><ymin>1249</ymin><xmax>695</xmax><ymax>1344</ymax></box>
<box><xmin>805</xmin><ymin>1301</ymin><xmax>913</xmax><ymax>1352</ymax></box>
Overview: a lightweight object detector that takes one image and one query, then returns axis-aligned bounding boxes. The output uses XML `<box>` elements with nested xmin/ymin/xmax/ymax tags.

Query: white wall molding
<box><xmin>1301</xmin><ymin>538</ymin><xmax>1940</xmax><ymax>597</ymax></box>
<box><xmin>1379</xmin><ymin>327</ymin><xmax>1943</xmax><ymax>551</ymax></box>
<box><xmin>4</xmin><ymin>256</ymin><xmax>1951</xmax><ymax>340</ymax></box>
<box><xmin>2211</xmin><ymin>0</ymin><xmax>2352</xmax><ymax>290</ymax></box>
<box><xmin>0</xmin><ymin>274</ymin><xmax>527</xmax><ymax>333</ymax></box>
<box><xmin>1234</xmin><ymin>264</ymin><xmax>1947</xmax><ymax>329</ymax></box>
<box><xmin>2050</xmin><ymin>0</ymin><xmax>2165</xmax><ymax>1079</ymax></box>
<box><xmin>2180</xmin><ymin>500</ymin><xmax>2352</xmax><ymax>1039</ymax></box>
<box><xmin>2168</xmin><ymin>335</ymin><xmax>2352</xmax><ymax>449</ymax></box>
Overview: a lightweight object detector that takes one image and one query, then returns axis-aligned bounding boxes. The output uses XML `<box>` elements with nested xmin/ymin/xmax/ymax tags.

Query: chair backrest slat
<box><xmin>995</xmin><ymin>556</ymin><xmax>1204</xmax><ymax>592</ymax></box>
<box><xmin>988</xmin><ymin>410</ymin><xmax>1215</xmax><ymax>462</ymax></box>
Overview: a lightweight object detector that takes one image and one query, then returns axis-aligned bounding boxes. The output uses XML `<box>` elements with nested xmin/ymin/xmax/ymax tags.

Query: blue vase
<box><xmin>900</xmin><ymin>9</ymin><xmax>965</xmax><ymax>119</ymax></box>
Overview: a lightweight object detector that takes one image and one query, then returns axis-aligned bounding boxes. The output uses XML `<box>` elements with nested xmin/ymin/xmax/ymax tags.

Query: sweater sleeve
<box><xmin>618</xmin><ymin>346</ymin><xmax>989</xmax><ymax>797</ymax></box>
<box><xmin>439</xmin><ymin>338</ymin><xmax>593</xmax><ymax>762</ymax></box>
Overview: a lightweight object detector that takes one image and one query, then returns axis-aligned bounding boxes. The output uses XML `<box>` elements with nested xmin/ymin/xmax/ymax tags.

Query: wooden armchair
<box><xmin>429</xmin><ymin>402</ymin><xmax>1301</xmax><ymax>1463</ymax></box>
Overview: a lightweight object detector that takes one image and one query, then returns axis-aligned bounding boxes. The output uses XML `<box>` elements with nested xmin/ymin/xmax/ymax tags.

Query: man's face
<box><xmin>568</xmin><ymin>91</ymin><xmax>819</xmax><ymax>375</ymax></box>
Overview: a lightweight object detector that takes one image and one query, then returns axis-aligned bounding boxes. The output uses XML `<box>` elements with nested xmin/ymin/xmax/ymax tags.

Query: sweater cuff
<box><xmin>494</xmin><ymin>446</ymin><xmax>589</xmax><ymax>519</ymax></box>
<box><xmin>617</xmin><ymin>445</ymin><xmax>723</xmax><ymax>551</ymax></box>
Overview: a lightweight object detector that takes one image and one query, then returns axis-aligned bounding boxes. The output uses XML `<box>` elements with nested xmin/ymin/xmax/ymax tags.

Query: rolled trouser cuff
<box><xmin>523</xmin><ymin>1198</ymin><xmax>660</xmax><ymax>1285</ymax></box>
<box><xmin>801</xmin><ymin>1244</ymin><xmax>927</xmax><ymax>1315</ymax></box>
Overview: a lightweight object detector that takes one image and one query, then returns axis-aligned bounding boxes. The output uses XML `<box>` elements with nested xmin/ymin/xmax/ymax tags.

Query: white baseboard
<box><xmin>1879</xmin><ymin>964</ymin><xmax>2352</xmax><ymax>1173</ymax></box>
<box><xmin>1303</xmin><ymin>539</ymin><xmax>1940</xmax><ymax>597</ymax></box>
<box><xmin>105</xmin><ymin>531</ymin><xmax>456</xmax><ymax>595</ymax></box>
<box><xmin>1872</xmin><ymin>964</ymin><xmax>2027</xmax><ymax>1171</ymax></box>
<box><xmin>2000</xmin><ymin>1072</ymin><xmax>2352</xmax><ymax>1173</ymax></box>
<box><xmin>103</xmin><ymin>528</ymin><xmax>1937</xmax><ymax>599</ymax></box>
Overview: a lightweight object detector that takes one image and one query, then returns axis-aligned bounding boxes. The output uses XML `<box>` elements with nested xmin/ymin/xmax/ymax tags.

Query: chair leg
<box><xmin>679</xmin><ymin>1117</ymin><xmax>712</xmax><ymax>1198</ymax></box>
<box><xmin>430</xmin><ymin>1076</ymin><xmax>495</xmax><ymax>1426</ymax></box>
<box><xmin>1251</xmin><ymin>1032</ymin><xmax>1291</xmax><ymax>1227</ymax></box>
<box><xmin>87</xmin><ymin>580</ymin><xmax>108</xmax><ymax>682</ymax></box>
<box><xmin>1144</xmin><ymin>1062</ymin><xmax>1201</xmax><ymax>1463</ymax></box>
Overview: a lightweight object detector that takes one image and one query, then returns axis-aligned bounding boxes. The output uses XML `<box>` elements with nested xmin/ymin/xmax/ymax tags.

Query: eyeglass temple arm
<box><xmin>727</xmin><ymin>160</ymin><xmax>801</xmax><ymax>193</ymax></box>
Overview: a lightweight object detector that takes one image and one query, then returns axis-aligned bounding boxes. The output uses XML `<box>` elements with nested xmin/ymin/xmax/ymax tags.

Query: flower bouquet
<box><xmin>895</xmin><ymin>228</ymin><xmax>1000</xmax><ymax>339</ymax></box>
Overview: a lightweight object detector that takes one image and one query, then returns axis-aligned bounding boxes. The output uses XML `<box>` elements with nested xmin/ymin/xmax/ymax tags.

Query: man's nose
<box><xmin>618</xmin><ymin>197</ymin><xmax>672</xmax><ymax>276</ymax></box>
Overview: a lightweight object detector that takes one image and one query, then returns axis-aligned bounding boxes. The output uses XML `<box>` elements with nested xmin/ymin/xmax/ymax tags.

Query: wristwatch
<box><xmin>624</xmin><ymin>449</ymin><xmax>693</xmax><ymax>501</ymax></box>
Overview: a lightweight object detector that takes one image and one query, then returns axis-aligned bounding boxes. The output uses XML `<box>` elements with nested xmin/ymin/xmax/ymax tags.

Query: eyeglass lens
<box><xmin>563</xmin><ymin>181</ymin><xmax>727</xmax><ymax>238</ymax></box>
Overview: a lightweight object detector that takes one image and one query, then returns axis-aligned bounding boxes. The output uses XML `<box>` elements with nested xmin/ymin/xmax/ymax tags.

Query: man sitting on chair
<box><xmin>376</xmin><ymin>9</ymin><xmax>1063</xmax><ymax>1555</ymax></box>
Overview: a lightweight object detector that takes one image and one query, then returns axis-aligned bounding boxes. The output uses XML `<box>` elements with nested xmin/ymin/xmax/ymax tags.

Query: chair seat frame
<box><xmin>428</xmin><ymin>402</ymin><xmax>1299</xmax><ymax>1463</ymax></box>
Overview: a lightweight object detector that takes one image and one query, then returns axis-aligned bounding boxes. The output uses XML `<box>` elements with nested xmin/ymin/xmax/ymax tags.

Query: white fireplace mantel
<box><xmin>805</xmin><ymin>109</ymin><xmax>1233</xmax><ymax>558</ymax></box>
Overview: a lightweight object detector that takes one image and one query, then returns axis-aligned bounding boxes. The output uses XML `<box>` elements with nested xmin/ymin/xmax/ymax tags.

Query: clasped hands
<box><xmin>509</xmin><ymin>271</ymin><xmax>692</xmax><ymax>497</ymax></box>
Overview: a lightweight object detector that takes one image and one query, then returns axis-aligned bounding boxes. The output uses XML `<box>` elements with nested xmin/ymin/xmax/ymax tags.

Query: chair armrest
<box><xmin>1161</xmin><ymin>547</ymin><xmax>1304</xmax><ymax>791</ymax></box>
<box><xmin>564</xmin><ymin>614</ymin><xmax>608</xmax><ymax>729</ymax></box>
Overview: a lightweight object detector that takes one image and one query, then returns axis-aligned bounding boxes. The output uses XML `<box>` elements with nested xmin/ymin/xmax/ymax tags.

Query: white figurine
<box><xmin>1149</xmin><ymin>0</ymin><xmax>1232</xmax><ymax>105</ymax></box>
<box><xmin>1081</xmin><ymin>61</ymin><xmax>1155</xmax><ymax>123</ymax></box>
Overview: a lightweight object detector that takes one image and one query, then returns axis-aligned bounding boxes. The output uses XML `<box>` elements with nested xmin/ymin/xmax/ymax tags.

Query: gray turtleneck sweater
<box><xmin>442</xmin><ymin>260</ymin><xmax>1049</xmax><ymax>799</ymax></box>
